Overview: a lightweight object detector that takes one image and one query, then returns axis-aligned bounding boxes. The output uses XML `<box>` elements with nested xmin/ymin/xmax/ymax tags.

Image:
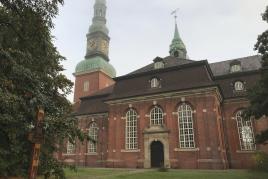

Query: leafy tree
<box><xmin>0</xmin><ymin>0</ymin><xmax>84</xmax><ymax>178</ymax></box>
<box><xmin>246</xmin><ymin>6</ymin><xmax>268</xmax><ymax>144</ymax></box>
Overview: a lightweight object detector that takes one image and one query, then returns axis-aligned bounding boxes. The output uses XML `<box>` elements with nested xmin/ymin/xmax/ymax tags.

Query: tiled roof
<box><xmin>76</xmin><ymin>85</ymin><xmax>114</xmax><ymax>115</ymax></box>
<box><xmin>128</xmin><ymin>56</ymin><xmax>194</xmax><ymax>75</ymax></box>
<box><xmin>76</xmin><ymin>55</ymin><xmax>262</xmax><ymax>116</ymax></box>
<box><xmin>209</xmin><ymin>55</ymin><xmax>261</xmax><ymax>76</ymax></box>
<box><xmin>108</xmin><ymin>61</ymin><xmax>214</xmax><ymax>100</ymax></box>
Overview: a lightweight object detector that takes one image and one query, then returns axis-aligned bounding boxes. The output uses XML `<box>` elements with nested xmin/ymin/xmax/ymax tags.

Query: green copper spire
<box><xmin>89</xmin><ymin>0</ymin><xmax>109</xmax><ymax>35</ymax></box>
<box><xmin>169</xmin><ymin>22</ymin><xmax>187</xmax><ymax>59</ymax></box>
<box><xmin>74</xmin><ymin>0</ymin><xmax>116</xmax><ymax>78</ymax></box>
<box><xmin>85</xmin><ymin>0</ymin><xmax>110</xmax><ymax>61</ymax></box>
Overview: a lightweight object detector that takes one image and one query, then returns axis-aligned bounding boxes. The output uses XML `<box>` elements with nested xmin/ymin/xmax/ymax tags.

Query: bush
<box><xmin>253</xmin><ymin>152</ymin><xmax>268</xmax><ymax>172</ymax></box>
<box><xmin>158</xmin><ymin>163</ymin><xmax>169</xmax><ymax>172</ymax></box>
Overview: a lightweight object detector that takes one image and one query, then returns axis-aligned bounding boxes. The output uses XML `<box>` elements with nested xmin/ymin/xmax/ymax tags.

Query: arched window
<box><xmin>234</xmin><ymin>81</ymin><xmax>244</xmax><ymax>91</ymax></box>
<box><xmin>125</xmin><ymin>109</ymin><xmax>138</xmax><ymax>150</ymax></box>
<box><xmin>236</xmin><ymin>110</ymin><xmax>255</xmax><ymax>150</ymax></box>
<box><xmin>66</xmin><ymin>141</ymin><xmax>75</xmax><ymax>154</ymax></box>
<box><xmin>150</xmin><ymin>106</ymin><xmax>164</xmax><ymax>126</ymax></box>
<box><xmin>150</xmin><ymin>78</ymin><xmax>160</xmax><ymax>88</ymax></box>
<box><xmin>178</xmin><ymin>103</ymin><xmax>195</xmax><ymax>148</ymax></box>
<box><xmin>88</xmin><ymin>122</ymin><xmax>98</xmax><ymax>153</ymax></box>
<box><xmin>174</xmin><ymin>51</ymin><xmax>179</xmax><ymax>57</ymax></box>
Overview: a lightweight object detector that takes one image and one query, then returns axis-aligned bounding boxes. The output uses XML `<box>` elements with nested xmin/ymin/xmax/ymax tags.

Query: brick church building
<box><xmin>58</xmin><ymin>0</ymin><xmax>268</xmax><ymax>169</ymax></box>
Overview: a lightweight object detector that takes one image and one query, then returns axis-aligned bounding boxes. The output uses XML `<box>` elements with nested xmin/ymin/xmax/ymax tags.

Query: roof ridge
<box><xmin>210</xmin><ymin>55</ymin><xmax>261</xmax><ymax>65</ymax></box>
<box><xmin>80</xmin><ymin>84</ymin><xmax>115</xmax><ymax>100</ymax></box>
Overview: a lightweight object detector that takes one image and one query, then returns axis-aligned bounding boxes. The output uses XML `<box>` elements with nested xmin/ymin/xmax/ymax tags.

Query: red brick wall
<box><xmin>223</xmin><ymin>101</ymin><xmax>268</xmax><ymax>169</ymax></box>
<box><xmin>61</xmin><ymin>81</ymin><xmax>268</xmax><ymax>169</ymax></box>
<box><xmin>106</xmin><ymin>92</ymin><xmax>228</xmax><ymax>169</ymax></box>
<box><xmin>58</xmin><ymin>115</ymin><xmax>109</xmax><ymax>167</ymax></box>
<box><xmin>73</xmin><ymin>71</ymin><xmax>115</xmax><ymax>102</ymax></box>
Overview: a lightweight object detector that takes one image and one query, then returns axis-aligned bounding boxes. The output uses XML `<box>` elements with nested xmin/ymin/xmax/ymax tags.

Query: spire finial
<box><xmin>171</xmin><ymin>8</ymin><xmax>179</xmax><ymax>23</ymax></box>
<box><xmin>169</xmin><ymin>8</ymin><xmax>187</xmax><ymax>59</ymax></box>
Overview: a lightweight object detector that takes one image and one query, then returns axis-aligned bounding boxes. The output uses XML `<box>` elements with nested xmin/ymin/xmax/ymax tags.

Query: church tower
<box><xmin>169</xmin><ymin>22</ymin><xmax>187</xmax><ymax>59</ymax></box>
<box><xmin>73</xmin><ymin>0</ymin><xmax>116</xmax><ymax>102</ymax></box>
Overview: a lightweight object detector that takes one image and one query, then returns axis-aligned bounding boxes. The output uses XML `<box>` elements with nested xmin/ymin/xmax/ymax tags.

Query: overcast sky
<box><xmin>52</xmin><ymin>0</ymin><xmax>267</xmax><ymax>101</ymax></box>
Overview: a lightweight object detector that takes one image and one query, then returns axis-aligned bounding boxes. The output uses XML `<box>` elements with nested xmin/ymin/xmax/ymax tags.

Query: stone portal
<box><xmin>143</xmin><ymin>126</ymin><xmax>170</xmax><ymax>168</ymax></box>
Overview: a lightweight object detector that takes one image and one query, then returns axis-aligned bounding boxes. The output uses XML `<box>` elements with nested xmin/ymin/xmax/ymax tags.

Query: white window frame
<box><xmin>154</xmin><ymin>61</ymin><xmax>164</xmax><ymax>69</ymax></box>
<box><xmin>150</xmin><ymin>106</ymin><xmax>164</xmax><ymax>126</ymax></box>
<box><xmin>88</xmin><ymin>122</ymin><xmax>98</xmax><ymax>153</ymax></box>
<box><xmin>83</xmin><ymin>81</ymin><xmax>89</xmax><ymax>92</ymax></box>
<box><xmin>234</xmin><ymin>81</ymin><xmax>244</xmax><ymax>91</ymax></box>
<box><xmin>178</xmin><ymin>103</ymin><xmax>195</xmax><ymax>148</ymax></box>
<box><xmin>236</xmin><ymin>110</ymin><xmax>256</xmax><ymax>151</ymax></box>
<box><xmin>230</xmin><ymin>64</ymin><xmax>242</xmax><ymax>73</ymax></box>
<box><xmin>125</xmin><ymin>109</ymin><xmax>138</xmax><ymax>150</ymax></box>
<box><xmin>66</xmin><ymin>141</ymin><xmax>75</xmax><ymax>154</ymax></box>
<box><xmin>151</xmin><ymin>78</ymin><xmax>159</xmax><ymax>88</ymax></box>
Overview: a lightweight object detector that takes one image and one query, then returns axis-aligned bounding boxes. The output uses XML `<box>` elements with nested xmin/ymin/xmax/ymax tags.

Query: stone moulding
<box><xmin>120</xmin><ymin>149</ymin><xmax>141</xmax><ymax>153</ymax></box>
<box><xmin>174</xmin><ymin>148</ymin><xmax>200</xmax><ymax>152</ymax></box>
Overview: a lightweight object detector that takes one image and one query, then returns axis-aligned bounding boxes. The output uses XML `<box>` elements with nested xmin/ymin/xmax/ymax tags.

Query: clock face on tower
<box><xmin>88</xmin><ymin>39</ymin><xmax>97</xmax><ymax>51</ymax></box>
<box><xmin>100</xmin><ymin>40</ymin><xmax>108</xmax><ymax>55</ymax></box>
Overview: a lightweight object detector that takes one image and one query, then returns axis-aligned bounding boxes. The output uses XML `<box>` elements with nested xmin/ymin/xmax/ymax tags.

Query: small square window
<box><xmin>154</xmin><ymin>62</ymin><xmax>164</xmax><ymax>69</ymax></box>
<box><xmin>230</xmin><ymin>64</ymin><xmax>242</xmax><ymax>73</ymax></box>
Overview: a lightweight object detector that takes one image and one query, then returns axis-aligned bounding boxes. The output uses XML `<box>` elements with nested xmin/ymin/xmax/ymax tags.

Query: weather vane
<box><xmin>171</xmin><ymin>8</ymin><xmax>179</xmax><ymax>21</ymax></box>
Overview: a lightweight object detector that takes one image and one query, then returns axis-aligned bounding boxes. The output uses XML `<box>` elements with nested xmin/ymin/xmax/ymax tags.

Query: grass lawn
<box><xmin>64</xmin><ymin>168</ymin><xmax>268</xmax><ymax>179</ymax></box>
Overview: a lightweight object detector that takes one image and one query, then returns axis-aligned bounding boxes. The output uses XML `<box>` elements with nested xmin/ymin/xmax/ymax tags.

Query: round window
<box><xmin>234</xmin><ymin>81</ymin><xmax>244</xmax><ymax>91</ymax></box>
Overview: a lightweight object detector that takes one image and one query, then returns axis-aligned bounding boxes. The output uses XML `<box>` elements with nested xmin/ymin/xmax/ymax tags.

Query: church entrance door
<box><xmin>150</xmin><ymin>141</ymin><xmax>164</xmax><ymax>168</ymax></box>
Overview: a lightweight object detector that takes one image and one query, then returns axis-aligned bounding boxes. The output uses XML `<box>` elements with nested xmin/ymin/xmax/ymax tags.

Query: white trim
<box><xmin>106</xmin><ymin>87</ymin><xmax>223</xmax><ymax>105</ymax></box>
<box><xmin>121</xmin><ymin>149</ymin><xmax>140</xmax><ymax>153</ymax></box>
<box><xmin>236</xmin><ymin>150</ymin><xmax>256</xmax><ymax>153</ymax></box>
<box><xmin>150</xmin><ymin>106</ymin><xmax>164</xmax><ymax>126</ymax></box>
<box><xmin>62</xmin><ymin>154</ymin><xmax>76</xmax><ymax>156</ymax></box>
<box><xmin>235</xmin><ymin>110</ymin><xmax>256</xmax><ymax>151</ymax></box>
<box><xmin>174</xmin><ymin>148</ymin><xmax>199</xmax><ymax>152</ymax></box>
<box><xmin>125</xmin><ymin>109</ymin><xmax>138</xmax><ymax>150</ymax></box>
<box><xmin>87</xmin><ymin>122</ymin><xmax>98</xmax><ymax>153</ymax></box>
<box><xmin>178</xmin><ymin>103</ymin><xmax>195</xmax><ymax>148</ymax></box>
<box><xmin>85</xmin><ymin>153</ymin><xmax>98</xmax><ymax>156</ymax></box>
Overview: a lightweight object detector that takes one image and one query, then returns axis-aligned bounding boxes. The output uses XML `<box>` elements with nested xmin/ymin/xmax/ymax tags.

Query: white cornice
<box><xmin>106</xmin><ymin>86</ymin><xmax>223</xmax><ymax>105</ymax></box>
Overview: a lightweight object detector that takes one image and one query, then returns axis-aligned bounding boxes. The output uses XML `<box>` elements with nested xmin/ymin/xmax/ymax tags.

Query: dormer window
<box><xmin>151</xmin><ymin>78</ymin><xmax>160</xmax><ymax>88</ymax></box>
<box><xmin>154</xmin><ymin>62</ymin><xmax>164</xmax><ymax>69</ymax></box>
<box><xmin>230</xmin><ymin>61</ymin><xmax>242</xmax><ymax>73</ymax></box>
<box><xmin>153</xmin><ymin>57</ymin><xmax>164</xmax><ymax>69</ymax></box>
<box><xmin>234</xmin><ymin>81</ymin><xmax>244</xmax><ymax>91</ymax></box>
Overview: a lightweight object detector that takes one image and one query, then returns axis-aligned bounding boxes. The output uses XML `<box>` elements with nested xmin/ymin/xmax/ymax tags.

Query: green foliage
<box><xmin>158</xmin><ymin>167</ymin><xmax>169</xmax><ymax>172</ymax></box>
<box><xmin>253</xmin><ymin>152</ymin><xmax>268</xmax><ymax>172</ymax></box>
<box><xmin>246</xmin><ymin>6</ymin><xmax>268</xmax><ymax>144</ymax></box>
<box><xmin>0</xmin><ymin>0</ymin><xmax>85</xmax><ymax>178</ymax></box>
<box><xmin>64</xmin><ymin>168</ymin><xmax>268</xmax><ymax>179</ymax></box>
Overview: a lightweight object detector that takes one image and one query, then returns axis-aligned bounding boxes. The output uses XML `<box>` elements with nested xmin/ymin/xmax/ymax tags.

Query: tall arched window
<box><xmin>66</xmin><ymin>141</ymin><xmax>75</xmax><ymax>154</ymax></box>
<box><xmin>125</xmin><ymin>109</ymin><xmax>138</xmax><ymax>150</ymax></box>
<box><xmin>150</xmin><ymin>106</ymin><xmax>164</xmax><ymax>126</ymax></box>
<box><xmin>178</xmin><ymin>103</ymin><xmax>195</xmax><ymax>148</ymax></box>
<box><xmin>88</xmin><ymin>122</ymin><xmax>98</xmax><ymax>153</ymax></box>
<box><xmin>236</xmin><ymin>110</ymin><xmax>255</xmax><ymax>150</ymax></box>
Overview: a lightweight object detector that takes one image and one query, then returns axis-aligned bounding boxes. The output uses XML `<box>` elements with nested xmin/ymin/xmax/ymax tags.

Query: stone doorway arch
<box><xmin>143</xmin><ymin>126</ymin><xmax>170</xmax><ymax>168</ymax></box>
